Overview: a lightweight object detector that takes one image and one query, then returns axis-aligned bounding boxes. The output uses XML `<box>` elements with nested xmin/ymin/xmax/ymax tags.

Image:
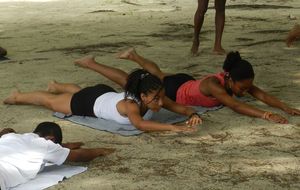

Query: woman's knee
<box><xmin>43</xmin><ymin>99</ymin><xmax>56</xmax><ymax>111</ymax></box>
<box><xmin>47</xmin><ymin>95</ymin><xmax>72</xmax><ymax>113</ymax></box>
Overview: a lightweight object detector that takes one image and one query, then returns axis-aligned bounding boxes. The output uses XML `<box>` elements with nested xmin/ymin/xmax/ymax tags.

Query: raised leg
<box><xmin>117</xmin><ymin>48</ymin><xmax>167</xmax><ymax>81</ymax></box>
<box><xmin>47</xmin><ymin>80</ymin><xmax>81</xmax><ymax>94</ymax></box>
<box><xmin>74</xmin><ymin>55</ymin><xmax>128</xmax><ymax>89</ymax></box>
<box><xmin>3</xmin><ymin>90</ymin><xmax>73</xmax><ymax>114</ymax></box>
<box><xmin>191</xmin><ymin>0</ymin><xmax>209</xmax><ymax>56</ymax></box>
<box><xmin>213</xmin><ymin>0</ymin><xmax>226</xmax><ymax>55</ymax></box>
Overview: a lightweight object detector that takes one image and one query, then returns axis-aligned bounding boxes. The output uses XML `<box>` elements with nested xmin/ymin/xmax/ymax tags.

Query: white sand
<box><xmin>0</xmin><ymin>0</ymin><xmax>299</xmax><ymax>189</ymax></box>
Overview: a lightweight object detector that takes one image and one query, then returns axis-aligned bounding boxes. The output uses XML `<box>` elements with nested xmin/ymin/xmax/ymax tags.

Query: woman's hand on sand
<box><xmin>186</xmin><ymin>114</ymin><xmax>202</xmax><ymax>127</ymax></box>
<box><xmin>282</xmin><ymin>107</ymin><xmax>300</xmax><ymax>116</ymax></box>
<box><xmin>268</xmin><ymin>113</ymin><xmax>288</xmax><ymax>124</ymax></box>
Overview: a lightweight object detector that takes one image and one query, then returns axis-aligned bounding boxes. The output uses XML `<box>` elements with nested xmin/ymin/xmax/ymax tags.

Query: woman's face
<box><xmin>141</xmin><ymin>89</ymin><xmax>164</xmax><ymax>112</ymax></box>
<box><xmin>230</xmin><ymin>78</ymin><xmax>254</xmax><ymax>97</ymax></box>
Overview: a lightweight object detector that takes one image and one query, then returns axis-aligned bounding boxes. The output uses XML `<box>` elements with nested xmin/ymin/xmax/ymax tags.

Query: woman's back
<box><xmin>93</xmin><ymin>91</ymin><xmax>153</xmax><ymax>124</ymax></box>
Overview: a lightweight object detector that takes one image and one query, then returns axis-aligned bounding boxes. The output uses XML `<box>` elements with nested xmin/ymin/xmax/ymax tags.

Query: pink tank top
<box><xmin>176</xmin><ymin>72</ymin><xmax>225</xmax><ymax>107</ymax></box>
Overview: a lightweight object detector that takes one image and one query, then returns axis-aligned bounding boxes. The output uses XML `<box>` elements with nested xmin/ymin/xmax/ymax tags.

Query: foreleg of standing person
<box><xmin>213</xmin><ymin>0</ymin><xmax>226</xmax><ymax>54</ymax></box>
<box><xmin>191</xmin><ymin>0</ymin><xmax>209</xmax><ymax>56</ymax></box>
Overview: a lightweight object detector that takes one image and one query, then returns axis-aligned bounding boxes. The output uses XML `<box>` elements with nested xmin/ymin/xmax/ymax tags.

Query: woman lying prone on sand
<box><xmin>77</xmin><ymin>48</ymin><xmax>299</xmax><ymax>124</ymax></box>
<box><xmin>4</xmin><ymin>68</ymin><xmax>202</xmax><ymax>132</ymax></box>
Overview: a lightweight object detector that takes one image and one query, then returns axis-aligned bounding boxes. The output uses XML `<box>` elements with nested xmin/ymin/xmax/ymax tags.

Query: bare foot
<box><xmin>213</xmin><ymin>46</ymin><xmax>226</xmax><ymax>55</ymax></box>
<box><xmin>286</xmin><ymin>24</ymin><xmax>300</xmax><ymax>47</ymax></box>
<box><xmin>117</xmin><ymin>47</ymin><xmax>136</xmax><ymax>60</ymax></box>
<box><xmin>191</xmin><ymin>40</ymin><xmax>199</xmax><ymax>56</ymax></box>
<box><xmin>47</xmin><ymin>80</ymin><xmax>59</xmax><ymax>93</ymax></box>
<box><xmin>74</xmin><ymin>55</ymin><xmax>95</xmax><ymax>68</ymax></box>
<box><xmin>3</xmin><ymin>90</ymin><xmax>20</xmax><ymax>105</ymax></box>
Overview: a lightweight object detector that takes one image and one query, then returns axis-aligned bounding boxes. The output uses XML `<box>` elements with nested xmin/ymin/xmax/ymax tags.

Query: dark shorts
<box><xmin>70</xmin><ymin>84</ymin><xmax>116</xmax><ymax>117</ymax></box>
<box><xmin>163</xmin><ymin>73</ymin><xmax>195</xmax><ymax>101</ymax></box>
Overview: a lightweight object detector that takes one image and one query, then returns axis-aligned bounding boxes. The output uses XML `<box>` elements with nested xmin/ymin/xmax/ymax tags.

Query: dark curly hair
<box><xmin>124</xmin><ymin>69</ymin><xmax>163</xmax><ymax>102</ymax></box>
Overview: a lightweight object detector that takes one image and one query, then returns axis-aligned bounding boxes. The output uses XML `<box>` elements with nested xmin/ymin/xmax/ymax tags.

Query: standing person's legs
<box><xmin>118</xmin><ymin>48</ymin><xmax>168</xmax><ymax>81</ymax></box>
<box><xmin>214</xmin><ymin>0</ymin><xmax>226</xmax><ymax>54</ymax></box>
<box><xmin>47</xmin><ymin>81</ymin><xmax>81</xmax><ymax>94</ymax></box>
<box><xmin>3</xmin><ymin>90</ymin><xmax>73</xmax><ymax>114</ymax></box>
<box><xmin>74</xmin><ymin>55</ymin><xmax>128</xmax><ymax>89</ymax></box>
<box><xmin>191</xmin><ymin>0</ymin><xmax>209</xmax><ymax>56</ymax></box>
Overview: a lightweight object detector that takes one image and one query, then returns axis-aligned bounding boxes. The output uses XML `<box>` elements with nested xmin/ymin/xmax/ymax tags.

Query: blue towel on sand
<box><xmin>53</xmin><ymin>106</ymin><xmax>222</xmax><ymax>136</ymax></box>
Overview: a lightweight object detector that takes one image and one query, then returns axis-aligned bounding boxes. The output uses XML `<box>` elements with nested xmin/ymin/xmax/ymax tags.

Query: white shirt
<box><xmin>0</xmin><ymin>133</ymin><xmax>70</xmax><ymax>190</ymax></box>
<box><xmin>93</xmin><ymin>92</ymin><xmax>153</xmax><ymax>125</ymax></box>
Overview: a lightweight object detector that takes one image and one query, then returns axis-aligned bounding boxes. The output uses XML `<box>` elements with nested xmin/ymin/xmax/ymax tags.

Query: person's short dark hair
<box><xmin>33</xmin><ymin>122</ymin><xmax>63</xmax><ymax>144</ymax></box>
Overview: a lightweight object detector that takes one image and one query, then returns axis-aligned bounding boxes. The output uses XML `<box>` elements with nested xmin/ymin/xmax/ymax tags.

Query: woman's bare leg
<box><xmin>47</xmin><ymin>80</ymin><xmax>81</xmax><ymax>94</ymax></box>
<box><xmin>213</xmin><ymin>0</ymin><xmax>226</xmax><ymax>55</ymax></box>
<box><xmin>74</xmin><ymin>55</ymin><xmax>128</xmax><ymax>89</ymax></box>
<box><xmin>117</xmin><ymin>48</ymin><xmax>167</xmax><ymax>81</ymax></box>
<box><xmin>3</xmin><ymin>90</ymin><xmax>72</xmax><ymax>114</ymax></box>
<box><xmin>191</xmin><ymin>0</ymin><xmax>209</xmax><ymax>56</ymax></box>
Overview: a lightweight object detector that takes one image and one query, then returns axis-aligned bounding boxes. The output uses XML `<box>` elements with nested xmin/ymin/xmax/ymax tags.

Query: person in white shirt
<box><xmin>0</xmin><ymin>122</ymin><xmax>115</xmax><ymax>190</ymax></box>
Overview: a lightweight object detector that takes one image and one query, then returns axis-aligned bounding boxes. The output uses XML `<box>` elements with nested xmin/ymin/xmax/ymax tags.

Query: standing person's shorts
<box><xmin>163</xmin><ymin>73</ymin><xmax>195</xmax><ymax>101</ymax></box>
<box><xmin>70</xmin><ymin>84</ymin><xmax>116</xmax><ymax>117</ymax></box>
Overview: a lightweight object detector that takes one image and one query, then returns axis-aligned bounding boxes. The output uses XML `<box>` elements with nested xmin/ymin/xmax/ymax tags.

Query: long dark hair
<box><xmin>125</xmin><ymin>69</ymin><xmax>163</xmax><ymax>102</ymax></box>
<box><xmin>223</xmin><ymin>51</ymin><xmax>254</xmax><ymax>82</ymax></box>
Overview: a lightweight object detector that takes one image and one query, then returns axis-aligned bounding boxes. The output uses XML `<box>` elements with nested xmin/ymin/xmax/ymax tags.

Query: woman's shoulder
<box><xmin>203</xmin><ymin>72</ymin><xmax>225</xmax><ymax>84</ymax></box>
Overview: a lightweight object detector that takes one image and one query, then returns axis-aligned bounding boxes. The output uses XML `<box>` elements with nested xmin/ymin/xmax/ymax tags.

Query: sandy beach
<box><xmin>0</xmin><ymin>0</ymin><xmax>300</xmax><ymax>189</ymax></box>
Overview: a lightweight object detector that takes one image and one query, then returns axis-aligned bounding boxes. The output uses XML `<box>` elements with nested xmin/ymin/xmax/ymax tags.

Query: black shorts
<box><xmin>70</xmin><ymin>84</ymin><xmax>116</xmax><ymax>117</ymax></box>
<box><xmin>163</xmin><ymin>73</ymin><xmax>195</xmax><ymax>101</ymax></box>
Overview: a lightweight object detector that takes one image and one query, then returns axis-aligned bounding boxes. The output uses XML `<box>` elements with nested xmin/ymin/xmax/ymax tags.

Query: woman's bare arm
<box><xmin>206</xmin><ymin>78</ymin><xmax>288</xmax><ymax>123</ymax></box>
<box><xmin>162</xmin><ymin>97</ymin><xmax>202</xmax><ymax>126</ymax></box>
<box><xmin>248</xmin><ymin>85</ymin><xmax>300</xmax><ymax>115</ymax></box>
<box><xmin>125</xmin><ymin>101</ymin><xmax>197</xmax><ymax>132</ymax></box>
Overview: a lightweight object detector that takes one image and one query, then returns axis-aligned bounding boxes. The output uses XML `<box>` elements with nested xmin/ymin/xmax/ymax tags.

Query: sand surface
<box><xmin>0</xmin><ymin>0</ymin><xmax>300</xmax><ymax>189</ymax></box>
